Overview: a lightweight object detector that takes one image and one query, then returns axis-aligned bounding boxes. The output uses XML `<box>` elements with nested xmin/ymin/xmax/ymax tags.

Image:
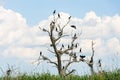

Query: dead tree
<box><xmin>85</xmin><ymin>41</ymin><xmax>95</xmax><ymax>74</ymax></box>
<box><xmin>37</xmin><ymin>10</ymin><xmax>82</xmax><ymax>77</ymax></box>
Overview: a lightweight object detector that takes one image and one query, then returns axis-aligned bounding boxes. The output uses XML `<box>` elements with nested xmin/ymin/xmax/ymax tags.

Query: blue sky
<box><xmin>0</xmin><ymin>0</ymin><xmax>120</xmax><ymax>76</ymax></box>
<box><xmin>3</xmin><ymin>0</ymin><xmax>120</xmax><ymax>26</ymax></box>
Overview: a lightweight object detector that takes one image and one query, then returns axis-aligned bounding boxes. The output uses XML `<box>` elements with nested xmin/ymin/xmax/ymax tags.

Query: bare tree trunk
<box><xmin>90</xmin><ymin>65</ymin><xmax>94</xmax><ymax>74</ymax></box>
<box><xmin>50</xmin><ymin>30</ymin><xmax>62</xmax><ymax>75</ymax></box>
<box><xmin>87</xmin><ymin>41</ymin><xmax>95</xmax><ymax>75</ymax></box>
<box><xmin>57</xmin><ymin>55</ymin><xmax>62</xmax><ymax>75</ymax></box>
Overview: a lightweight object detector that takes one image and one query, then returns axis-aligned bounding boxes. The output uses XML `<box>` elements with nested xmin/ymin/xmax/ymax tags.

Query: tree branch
<box><xmin>66</xmin><ymin>69</ymin><xmax>75</xmax><ymax>76</ymax></box>
<box><xmin>39</xmin><ymin>27</ymin><xmax>50</xmax><ymax>35</ymax></box>
<box><xmin>42</xmin><ymin>55</ymin><xmax>58</xmax><ymax>67</ymax></box>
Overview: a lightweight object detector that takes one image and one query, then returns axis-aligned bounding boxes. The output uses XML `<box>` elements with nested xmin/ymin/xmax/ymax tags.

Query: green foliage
<box><xmin>1</xmin><ymin>69</ymin><xmax>120</xmax><ymax>80</ymax></box>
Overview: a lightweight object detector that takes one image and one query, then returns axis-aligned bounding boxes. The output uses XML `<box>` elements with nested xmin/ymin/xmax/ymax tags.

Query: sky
<box><xmin>0</xmin><ymin>0</ymin><xmax>120</xmax><ymax>76</ymax></box>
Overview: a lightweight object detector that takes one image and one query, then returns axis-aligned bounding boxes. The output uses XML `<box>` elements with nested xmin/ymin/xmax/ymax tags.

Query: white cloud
<box><xmin>2</xmin><ymin>46</ymin><xmax>39</xmax><ymax>59</ymax></box>
<box><xmin>107</xmin><ymin>37</ymin><xmax>120</xmax><ymax>53</ymax></box>
<box><xmin>83</xmin><ymin>11</ymin><xmax>101</xmax><ymax>26</ymax></box>
<box><xmin>0</xmin><ymin>6</ymin><xmax>42</xmax><ymax>59</ymax></box>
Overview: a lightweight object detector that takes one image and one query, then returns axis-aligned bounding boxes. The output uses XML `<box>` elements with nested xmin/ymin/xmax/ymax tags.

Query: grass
<box><xmin>0</xmin><ymin>69</ymin><xmax>120</xmax><ymax>80</ymax></box>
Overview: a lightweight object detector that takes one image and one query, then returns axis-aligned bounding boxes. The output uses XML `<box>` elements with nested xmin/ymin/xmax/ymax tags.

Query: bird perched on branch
<box><xmin>71</xmin><ymin>44</ymin><xmax>74</xmax><ymax>47</ymax></box>
<box><xmin>73</xmin><ymin>53</ymin><xmax>77</xmax><ymax>61</ymax></box>
<box><xmin>68</xmin><ymin>16</ymin><xmax>71</xmax><ymax>20</ymax></box>
<box><xmin>55</xmin><ymin>27</ymin><xmax>58</xmax><ymax>32</ymax></box>
<box><xmin>80</xmin><ymin>55</ymin><xmax>85</xmax><ymax>62</ymax></box>
<box><xmin>53</xmin><ymin>10</ymin><xmax>56</xmax><ymax>14</ymax></box>
<box><xmin>68</xmin><ymin>45</ymin><xmax>70</xmax><ymax>49</ymax></box>
<box><xmin>62</xmin><ymin>44</ymin><xmax>64</xmax><ymax>48</ymax></box>
<box><xmin>79</xmin><ymin>48</ymin><xmax>82</xmax><ymax>53</ymax></box>
<box><xmin>58</xmin><ymin>13</ymin><xmax>60</xmax><ymax>18</ymax></box>
<box><xmin>6</xmin><ymin>69</ymin><xmax>11</xmax><ymax>76</ymax></box>
<box><xmin>40</xmin><ymin>51</ymin><xmax>42</xmax><ymax>56</ymax></box>
<box><xmin>71</xmin><ymin>25</ymin><xmax>76</xmax><ymax>29</ymax></box>
<box><xmin>80</xmin><ymin>55</ymin><xmax>85</xmax><ymax>59</ymax></box>
<box><xmin>50</xmin><ymin>21</ymin><xmax>55</xmax><ymax>31</ymax></box>
<box><xmin>72</xmin><ymin>33</ymin><xmax>77</xmax><ymax>40</ymax></box>
<box><xmin>75</xmin><ymin>43</ymin><xmax>78</xmax><ymax>48</ymax></box>
<box><xmin>98</xmin><ymin>59</ymin><xmax>101</xmax><ymax>67</ymax></box>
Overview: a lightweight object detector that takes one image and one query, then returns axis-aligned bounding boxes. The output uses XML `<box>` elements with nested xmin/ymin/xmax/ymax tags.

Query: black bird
<box><xmin>50</xmin><ymin>44</ymin><xmax>53</xmax><ymax>47</ymax></box>
<box><xmin>98</xmin><ymin>59</ymin><xmax>101</xmax><ymax>67</ymax></box>
<box><xmin>73</xmin><ymin>33</ymin><xmax>77</xmax><ymax>39</ymax></box>
<box><xmin>62</xmin><ymin>44</ymin><xmax>64</xmax><ymax>48</ymax></box>
<box><xmin>56</xmin><ymin>27</ymin><xmax>58</xmax><ymax>32</ymax></box>
<box><xmin>68</xmin><ymin>45</ymin><xmax>70</xmax><ymax>49</ymax></box>
<box><xmin>70</xmin><ymin>25</ymin><xmax>76</xmax><ymax>29</ymax></box>
<box><xmin>40</xmin><ymin>51</ymin><xmax>42</xmax><ymax>56</ymax></box>
<box><xmin>62</xmin><ymin>66</ymin><xmax>64</xmax><ymax>69</ymax></box>
<box><xmin>72</xmin><ymin>44</ymin><xmax>74</xmax><ymax>47</ymax></box>
<box><xmin>75</xmin><ymin>44</ymin><xmax>78</xmax><ymax>48</ymax></box>
<box><xmin>69</xmin><ymin>16</ymin><xmax>71</xmax><ymax>19</ymax></box>
<box><xmin>6</xmin><ymin>69</ymin><xmax>11</xmax><ymax>76</ymax></box>
<box><xmin>53</xmin><ymin>10</ymin><xmax>56</xmax><ymax>14</ymax></box>
<box><xmin>80</xmin><ymin>55</ymin><xmax>85</xmax><ymax>59</ymax></box>
<box><xmin>79</xmin><ymin>48</ymin><xmax>82</xmax><ymax>53</ymax></box>
<box><xmin>58</xmin><ymin>13</ymin><xmax>60</xmax><ymax>18</ymax></box>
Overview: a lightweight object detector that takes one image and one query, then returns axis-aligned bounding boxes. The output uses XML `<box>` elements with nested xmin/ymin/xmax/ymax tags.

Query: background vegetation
<box><xmin>0</xmin><ymin>69</ymin><xmax>120</xmax><ymax>80</ymax></box>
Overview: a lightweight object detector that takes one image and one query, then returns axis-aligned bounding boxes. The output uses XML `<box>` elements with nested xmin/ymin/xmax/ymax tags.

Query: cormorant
<box><xmin>53</xmin><ymin>10</ymin><xmax>56</xmax><ymax>14</ymax></box>
<box><xmin>58</xmin><ymin>13</ymin><xmax>60</xmax><ymax>18</ymax></box>
<box><xmin>40</xmin><ymin>51</ymin><xmax>42</xmax><ymax>56</ymax></box>
<box><xmin>71</xmin><ymin>25</ymin><xmax>76</xmax><ymax>29</ymax></box>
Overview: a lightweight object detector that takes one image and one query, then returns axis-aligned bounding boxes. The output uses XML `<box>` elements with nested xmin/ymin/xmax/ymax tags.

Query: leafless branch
<box><xmin>66</xmin><ymin>69</ymin><xmax>76</xmax><ymax>76</ymax></box>
<box><xmin>42</xmin><ymin>55</ymin><xmax>58</xmax><ymax>67</ymax></box>
<box><xmin>39</xmin><ymin>27</ymin><xmax>50</xmax><ymax>35</ymax></box>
